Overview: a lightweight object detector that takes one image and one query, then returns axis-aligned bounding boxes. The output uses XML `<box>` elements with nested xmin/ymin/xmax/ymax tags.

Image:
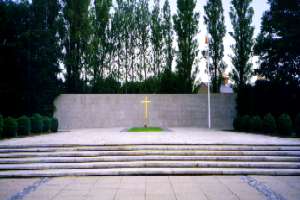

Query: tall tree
<box><xmin>173</xmin><ymin>0</ymin><xmax>200</xmax><ymax>93</ymax></box>
<box><xmin>254</xmin><ymin>0</ymin><xmax>300</xmax><ymax>86</ymax></box>
<box><xmin>150</xmin><ymin>0</ymin><xmax>163</xmax><ymax>76</ymax></box>
<box><xmin>0</xmin><ymin>0</ymin><xmax>62</xmax><ymax>116</ymax></box>
<box><xmin>229</xmin><ymin>0</ymin><xmax>254</xmax><ymax>90</ymax></box>
<box><xmin>204</xmin><ymin>0</ymin><xmax>226</xmax><ymax>93</ymax></box>
<box><xmin>89</xmin><ymin>0</ymin><xmax>112</xmax><ymax>91</ymax></box>
<box><xmin>136</xmin><ymin>0</ymin><xmax>150</xmax><ymax>81</ymax></box>
<box><xmin>162</xmin><ymin>0</ymin><xmax>173</xmax><ymax>72</ymax></box>
<box><xmin>63</xmin><ymin>0</ymin><xmax>91</xmax><ymax>93</ymax></box>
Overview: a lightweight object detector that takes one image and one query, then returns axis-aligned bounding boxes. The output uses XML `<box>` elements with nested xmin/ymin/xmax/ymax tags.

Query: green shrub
<box><xmin>0</xmin><ymin>114</ymin><xmax>3</xmax><ymax>137</ymax></box>
<box><xmin>295</xmin><ymin>113</ymin><xmax>300</xmax><ymax>136</ymax></box>
<box><xmin>249</xmin><ymin>115</ymin><xmax>263</xmax><ymax>132</ymax></box>
<box><xmin>240</xmin><ymin>115</ymin><xmax>251</xmax><ymax>132</ymax></box>
<box><xmin>233</xmin><ymin>116</ymin><xmax>242</xmax><ymax>131</ymax></box>
<box><xmin>42</xmin><ymin>117</ymin><xmax>51</xmax><ymax>132</ymax></box>
<box><xmin>3</xmin><ymin>117</ymin><xmax>18</xmax><ymax>137</ymax></box>
<box><xmin>277</xmin><ymin>113</ymin><xmax>293</xmax><ymax>136</ymax></box>
<box><xmin>17</xmin><ymin>116</ymin><xmax>31</xmax><ymax>136</ymax></box>
<box><xmin>50</xmin><ymin>118</ymin><xmax>59</xmax><ymax>132</ymax></box>
<box><xmin>263</xmin><ymin>113</ymin><xmax>277</xmax><ymax>134</ymax></box>
<box><xmin>31</xmin><ymin>113</ymin><xmax>43</xmax><ymax>133</ymax></box>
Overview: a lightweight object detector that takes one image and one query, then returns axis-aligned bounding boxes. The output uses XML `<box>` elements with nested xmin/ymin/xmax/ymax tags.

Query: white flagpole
<box><xmin>206</xmin><ymin>36</ymin><xmax>211</xmax><ymax>129</ymax></box>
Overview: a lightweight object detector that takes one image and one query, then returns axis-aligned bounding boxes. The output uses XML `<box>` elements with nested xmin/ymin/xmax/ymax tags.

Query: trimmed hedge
<box><xmin>233</xmin><ymin>116</ymin><xmax>242</xmax><ymax>131</ymax></box>
<box><xmin>0</xmin><ymin>114</ymin><xmax>3</xmax><ymax>137</ymax></box>
<box><xmin>3</xmin><ymin>117</ymin><xmax>18</xmax><ymax>137</ymax></box>
<box><xmin>277</xmin><ymin>113</ymin><xmax>293</xmax><ymax>136</ymax></box>
<box><xmin>42</xmin><ymin>117</ymin><xmax>51</xmax><ymax>132</ymax></box>
<box><xmin>249</xmin><ymin>115</ymin><xmax>263</xmax><ymax>132</ymax></box>
<box><xmin>240</xmin><ymin>115</ymin><xmax>251</xmax><ymax>132</ymax></box>
<box><xmin>51</xmin><ymin>118</ymin><xmax>59</xmax><ymax>132</ymax></box>
<box><xmin>295</xmin><ymin>113</ymin><xmax>300</xmax><ymax>136</ymax></box>
<box><xmin>17</xmin><ymin>116</ymin><xmax>31</xmax><ymax>136</ymax></box>
<box><xmin>31</xmin><ymin>113</ymin><xmax>43</xmax><ymax>133</ymax></box>
<box><xmin>263</xmin><ymin>113</ymin><xmax>277</xmax><ymax>134</ymax></box>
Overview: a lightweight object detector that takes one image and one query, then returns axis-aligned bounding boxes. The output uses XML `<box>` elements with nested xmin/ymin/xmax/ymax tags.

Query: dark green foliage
<box><xmin>0</xmin><ymin>114</ymin><xmax>3</xmax><ymax>137</ymax></box>
<box><xmin>233</xmin><ymin>116</ymin><xmax>242</xmax><ymax>131</ymax></box>
<box><xmin>249</xmin><ymin>116</ymin><xmax>263</xmax><ymax>132</ymax></box>
<box><xmin>151</xmin><ymin>0</ymin><xmax>163</xmax><ymax>76</ymax></box>
<box><xmin>240</xmin><ymin>115</ymin><xmax>251</xmax><ymax>132</ymax></box>
<box><xmin>63</xmin><ymin>0</ymin><xmax>91</xmax><ymax>93</ymax></box>
<box><xmin>173</xmin><ymin>0</ymin><xmax>199</xmax><ymax>93</ymax></box>
<box><xmin>277</xmin><ymin>114</ymin><xmax>293</xmax><ymax>136</ymax></box>
<box><xmin>51</xmin><ymin>118</ymin><xmax>59</xmax><ymax>132</ymax></box>
<box><xmin>162</xmin><ymin>0</ymin><xmax>174</xmax><ymax>72</ymax></box>
<box><xmin>42</xmin><ymin>117</ymin><xmax>51</xmax><ymax>132</ymax></box>
<box><xmin>3</xmin><ymin>117</ymin><xmax>18</xmax><ymax>137</ymax></box>
<box><xmin>17</xmin><ymin>116</ymin><xmax>31</xmax><ymax>136</ymax></box>
<box><xmin>204</xmin><ymin>0</ymin><xmax>226</xmax><ymax>93</ymax></box>
<box><xmin>295</xmin><ymin>113</ymin><xmax>300</xmax><ymax>136</ymax></box>
<box><xmin>92</xmin><ymin>76</ymin><xmax>121</xmax><ymax>94</ymax></box>
<box><xmin>0</xmin><ymin>0</ymin><xmax>62</xmax><ymax>117</ymax></box>
<box><xmin>233</xmin><ymin>115</ymin><xmax>251</xmax><ymax>132</ymax></box>
<box><xmin>263</xmin><ymin>113</ymin><xmax>277</xmax><ymax>134</ymax></box>
<box><xmin>236</xmin><ymin>81</ymin><xmax>300</xmax><ymax>119</ymax></box>
<box><xmin>254</xmin><ymin>0</ymin><xmax>300</xmax><ymax>85</ymax></box>
<box><xmin>229</xmin><ymin>0</ymin><xmax>254</xmax><ymax>90</ymax></box>
<box><xmin>31</xmin><ymin>114</ymin><xmax>43</xmax><ymax>133</ymax></box>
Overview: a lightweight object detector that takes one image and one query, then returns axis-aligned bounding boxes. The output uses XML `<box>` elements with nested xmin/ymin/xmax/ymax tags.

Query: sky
<box><xmin>150</xmin><ymin>0</ymin><xmax>270</xmax><ymax>82</ymax></box>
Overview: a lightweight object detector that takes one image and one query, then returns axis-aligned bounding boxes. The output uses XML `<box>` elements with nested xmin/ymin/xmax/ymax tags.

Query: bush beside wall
<box><xmin>51</xmin><ymin>118</ymin><xmax>59</xmax><ymax>132</ymax></box>
<box><xmin>263</xmin><ymin>113</ymin><xmax>277</xmax><ymax>134</ymax></box>
<box><xmin>295</xmin><ymin>113</ymin><xmax>300</xmax><ymax>136</ymax></box>
<box><xmin>31</xmin><ymin>114</ymin><xmax>43</xmax><ymax>133</ymax></box>
<box><xmin>249</xmin><ymin>116</ymin><xmax>263</xmax><ymax>132</ymax></box>
<box><xmin>240</xmin><ymin>115</ymin><xmax>251</xmax><ymax>132</ymax></box>
<box><xmin>3</xmin><ymin>117</ymin><xmax>18</xmax><ymax>137</ymax></box>
<box><xmin>0</xmin><ymin>114</ymin><xmax>59</xmax><ymax>140</ymax></box>
<box><xmin>0</xmin><ymin>114</ymin><xmax>3</xmax><ymax>137</ymax></box>
<box><xmin>42</xmin><ymin>117</ymin><xmax>51</xmax><ymax>132</ymax></box>
<box><xmin>17</xmin><ymin>116</ymin><xmax>31</xmax><ymax>136</ymax></box>
<box><xmin>277</xmin><ymin>114</ymin><xmax>293</xmax><ymax>136</ymax></box>
<box><xmin>233</xmin><ymin>116</ymin><xmax>242</xmax><ymax>131</ymax></box>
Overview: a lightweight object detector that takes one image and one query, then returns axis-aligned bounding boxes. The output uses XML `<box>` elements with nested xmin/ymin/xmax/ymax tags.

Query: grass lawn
<box><xmin>127</xmin><ymin>127</ymin><xmax>163</xmax><ymax>132</ymax></box>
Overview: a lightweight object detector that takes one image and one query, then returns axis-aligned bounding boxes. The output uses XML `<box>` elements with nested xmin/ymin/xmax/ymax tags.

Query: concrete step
<box><xmin>1</xmin><ymin>150</ymin><xmax>300</xmax><ymax>158</ymax></box>
<box><xmin>1</xmin><ymin>168</ymin><xmax>300</xmax><ymax>177</ymax></box>
<box><xmin>1</xmin><ymin>155</ymin><xmax>300</xmax><ymax>164</ymax></box>
<box><xmin>1</xmin><ymin>161</ymin><xmax>300</xmax><ymax>170</ymax></box>
<box><xmin>1</xmin><ymin>144</ymin><xmax>300</xmax><ymax>153</ymax></box>
<box><xmin>1</xmin><ymin>144</ymin><xmax>299</xmax><ymax>176</ymax></box>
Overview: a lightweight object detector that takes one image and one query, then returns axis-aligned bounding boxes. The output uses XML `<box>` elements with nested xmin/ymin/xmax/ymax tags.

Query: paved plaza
<box><xmin>1</xmin><ymin>128</ymin><xmax>300</xmax><ymax>199</ymax></box>
<box><xmin>0</xmin><ymin>127</ymin><xmax>300</xmax><ymax>146</ymax></box>
<box><xmin>1</xmin><ymin>176</ymin><xmax>300</xmax><ymax>200</ymax></box>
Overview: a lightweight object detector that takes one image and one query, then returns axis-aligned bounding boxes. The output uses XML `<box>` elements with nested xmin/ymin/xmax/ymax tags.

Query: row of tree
<box><xmin>0</xmin><ymin>0</ymin><xmax>299</xmax><ymax>117</ymax></box>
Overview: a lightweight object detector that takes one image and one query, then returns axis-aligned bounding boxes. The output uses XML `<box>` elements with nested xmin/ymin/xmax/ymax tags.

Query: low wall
<box><xmin>54</xmin><ymin>94</ymin><xmax>236</xmax><ymax>129</ymax></box>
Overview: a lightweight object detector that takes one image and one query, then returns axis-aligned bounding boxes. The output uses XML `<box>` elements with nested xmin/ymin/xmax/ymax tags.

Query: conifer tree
<box><xmin>255</xmin><ymin>0</ymin><xmax>300</xmax><ymax>85</ymax></box>
<box><xmin>173</xmin><ymin>0</ymin><xmax>200</xmax><ymax>93</ymax></box>
<box><xmin>162</xmin><ymin>0</ymin><xmax>173</xmax><ymax>72</ymax></box>
<box><xmin>204</xmin><ymin>0</ymin><xmax>226</xmax><ymax>93</ymax></box>
<box><xmin>229</xmin><ymin>0</ymin><xmax>254</xmax><ymax>90</ymax></box>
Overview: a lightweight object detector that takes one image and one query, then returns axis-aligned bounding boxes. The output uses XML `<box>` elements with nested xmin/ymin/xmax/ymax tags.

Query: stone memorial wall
<box><xmin>54</xmin><ymin>94</ymin><xmax>236</xmax><ymax>129</ymax></box>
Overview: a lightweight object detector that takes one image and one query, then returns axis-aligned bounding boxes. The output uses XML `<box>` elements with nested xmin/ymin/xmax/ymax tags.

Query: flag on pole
<box><xmin>205</xmin><ymin>36</ymin><xmax>209</xmax><ymax>44</ymax></box>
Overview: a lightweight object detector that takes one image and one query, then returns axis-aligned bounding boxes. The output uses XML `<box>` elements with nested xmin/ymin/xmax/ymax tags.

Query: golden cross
<box><xmin>141</xmin><ymin>96</ymin><xmax>151</xmax><ymax>128</ymax></box>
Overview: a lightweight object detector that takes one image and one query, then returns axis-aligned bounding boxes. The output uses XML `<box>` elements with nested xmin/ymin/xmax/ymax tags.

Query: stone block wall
<box><xmin>54</xmin><ymin>94</ymin><xmax>236</xmax><ymax>130</ymax></box>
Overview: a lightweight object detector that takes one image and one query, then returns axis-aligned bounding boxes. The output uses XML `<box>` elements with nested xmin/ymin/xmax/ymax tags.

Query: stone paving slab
<box><xmin>2</xmin><ymin>176</ymin><xmax>300</xmax><ymax>200</ymax></box>
<box><xmin>0</xmin><ymin>128</ymin><xmax>300</xmax><ymax>146</ymax></box>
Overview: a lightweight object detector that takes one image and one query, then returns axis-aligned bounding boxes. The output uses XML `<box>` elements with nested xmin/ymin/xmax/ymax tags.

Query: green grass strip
<box><xmin>127</xmin><ymin>127</ymin><xmax>163</xmax><ymax>132</ymax></box>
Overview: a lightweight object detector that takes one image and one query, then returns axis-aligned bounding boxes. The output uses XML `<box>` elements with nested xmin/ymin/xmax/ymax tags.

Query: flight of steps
<box><xmin>0</xmin><ymin>144</ymin><xmax>300</xmax><ymax>177</ymax></box>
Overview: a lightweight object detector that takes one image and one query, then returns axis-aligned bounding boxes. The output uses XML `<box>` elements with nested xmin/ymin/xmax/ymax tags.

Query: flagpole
<box><xmin>205</xmin><ymin>36</ymin><xmax>211</xmax><ymax>129</ymax></box>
